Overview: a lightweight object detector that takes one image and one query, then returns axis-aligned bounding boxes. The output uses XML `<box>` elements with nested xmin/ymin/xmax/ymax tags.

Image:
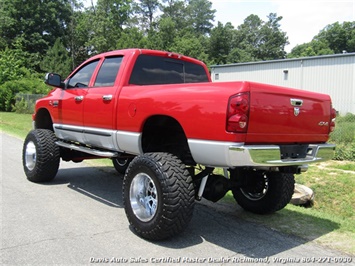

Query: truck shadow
<box><xmin>159</xmin><ymin>202</ymin><xmax>340</xmax><ymax>258</ymax></box>
<box><xmin>50</xmin><ymin>164</ymin><xmax>339</xmax><ymax>258</ymax></box>
<box><xmin>53</xmin><ymin>165</ymin><xmax>124</xmax><ymax>208</ymax></box>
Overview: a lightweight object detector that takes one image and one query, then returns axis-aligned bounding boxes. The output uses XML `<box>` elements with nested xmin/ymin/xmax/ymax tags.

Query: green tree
<box><xmin>208</xmin><ymin>22</ymin><xmax>234</xmax><ymax>64</ymax></box>
<box><xmin>169</xmin><ymin>33</ymin><xmax>210</xmax><ymax>63</ymax></box>
<box><xmin>40</xmin><ymin>38</ymin><xmax>72</xmax><ymax>78</ymax></box>
<box><xmin>116</xmin><ymin>27</ymin><xmax>147</xmax><ymax>49</ymax></box>
<box><xmin>314</xmin><ymin>21</ymin><xmax>355</xmax><ymax>54</ymax></box>
<box><xmin>0</xmin><ymin>46</ymin><xmax>49</xmax><ymax>112</ymax></box>
<box><xmin>234</xmin><ymin>14</ymin><xmax>263</xmax><ymax>59</ymax></box>
<box><xmin>0</xmin><ymin>47</ymin><xmax>27</xmax><ymax>84</ymax></box>
<box><xmin>65</xmin><ymin>0</ymin><xmax>91</xmax><ymax>69</ymax></box>
<box><xmin>146</xmin><ymin>17</ymin><xmax>177</xmax><ymax>50</ymax></box>
<box><xmin>226</xmin><ymin>48</ymin><xmax>254</xmax><ymax>63</ymax></box>
<box><xmin>87</xmin><ymin>0</ymin><xmax>132</xmax><ymax>53</ymax></box>
<box><xmin>287</xmin><ymin>21</ymin><xmax>355</xmax><ymax>58</ymax></box>
<box><xmin>257</xmin><ymin>13</ymin><xmax>288</xmax><ymax>60</ymax></box>
<box><xmin>160</xmin><ymin>0</ymin><xmax>188</xmax><ymax>30</ymax></box>
<box><xmin>234</xmin><ymin>13</ymin><xmax>288</xmax><ymax>62</ymax></box>
<box><xmin>186</xmin><ymin>0</ymin><xmax>215</xmax><ymax>36</ymax></box>
<box><xmin>288</xmin><ymin>40</ymin><xmax>334</xmax><ymax>58</ymax></box>
<box><xmin>0</xmin><ymin>0</ymin><xmax>72</xmax><ymax>69</ymax></box>
<box><xmin>133</xmin><ymin>0</ymin><xmax>160</xmax><ymax>33</ymax></box>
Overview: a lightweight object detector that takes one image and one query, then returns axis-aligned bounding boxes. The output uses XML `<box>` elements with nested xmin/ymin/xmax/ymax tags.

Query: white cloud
<box><xmin>210</xmin><ymin>0</ymin><xmax>355</xmax><ymax>52</ymax></box>
<box><xmin>273</xmin><ymin>0</ymin><xmax>354</xmax><ymax>50</ymax></box>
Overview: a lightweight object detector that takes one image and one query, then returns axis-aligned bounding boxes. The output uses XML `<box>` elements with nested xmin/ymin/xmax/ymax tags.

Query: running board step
<box><xmin>56</xmin><ymin>141</ymin><xmax>118</xmax><ymax>158</ymax></box>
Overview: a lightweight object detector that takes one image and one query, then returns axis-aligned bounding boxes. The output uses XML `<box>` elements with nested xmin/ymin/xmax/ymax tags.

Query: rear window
<box><xmin>129</xmin><ymin>55</ymin><xmax>208</xmax><ymax>85</ymax></box>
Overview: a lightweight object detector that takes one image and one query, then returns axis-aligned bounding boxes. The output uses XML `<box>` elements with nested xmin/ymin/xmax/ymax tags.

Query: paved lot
<box><xmin>1</xmin><ymin>132</ymin><xmax>353</xmax><ymax>265</ymax></box>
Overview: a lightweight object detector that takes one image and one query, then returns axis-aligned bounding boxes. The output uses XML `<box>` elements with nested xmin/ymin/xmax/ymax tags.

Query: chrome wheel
<box><xmin>116</xmin><ymin>158</ymin><xmax>128</xmax><ymax>167</ymax></box>
<box><xmin>240</xmin><ymin>173</ymin><xmax>269</xmax><ymax>201</ymax></box>
<box><xmin>129</xmin><ymin>173</ymin><xmax>158</xmax><ymax>222</ymax></box>
<box><xmin>25</xmin><ymin>141</ymin><xmax>37</xmax><ymax>171</ymax></box>
<box><xmin>123</xmin><ymin>153</ymin><xmax>195</xmax><ymax>240</ymax></box>
<box><xmin>231</xmin><ymin>169</ymin><xmax>295</xmax><ymax>214</ymax></box>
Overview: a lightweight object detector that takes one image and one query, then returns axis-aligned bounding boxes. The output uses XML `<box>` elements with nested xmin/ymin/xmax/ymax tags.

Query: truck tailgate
<box><xmin>246</xmin><ymin>82</ymin><xmax>332</xmax><ymax>144</ymax></box>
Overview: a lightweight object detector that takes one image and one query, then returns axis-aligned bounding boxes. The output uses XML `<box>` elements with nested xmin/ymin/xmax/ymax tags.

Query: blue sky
<box><xmin>84</xmin><ymin>0</ymin><xmax>355</xmax><ymax>52</ymax></box>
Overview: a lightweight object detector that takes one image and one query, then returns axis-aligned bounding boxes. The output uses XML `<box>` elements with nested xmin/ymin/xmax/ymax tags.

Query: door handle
<box><xmin>102</xmin><ymin>95</ymin><xmax>113</xmax><ymax>101</ymax></box>
<box><xmin>74</xmin><ymin>96</ymin><xmax>84</xmax><ymax>102</ymax></box>
<box><xmin>49</xmin><ymin>100</ymin><xmax>59</xmax><ymax>107</ymax></box>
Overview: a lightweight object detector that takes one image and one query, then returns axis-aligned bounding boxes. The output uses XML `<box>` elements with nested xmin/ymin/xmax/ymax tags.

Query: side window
<box><xmin>129</xmin><ymin>55</ymin><xmax>184</xmax><ymax>85</ymax></box>
<box><xmin>129</xmin><ymin>54</ymin><xmax>208</xmax><ymax>85</ymax></box>
<box><xmin>185</xmin><ymin>61</ymin><xmax>209</xmax><ymax>83</ymax></box>
<box><xmin>68</xmin><ymin>60</ymin><xmax>99</xmax><ymax>88</ymax></box>
<box><xmin>94</xmin><ymin>56</ymin><xmax>123</xmax><ymax>87</ymax></box>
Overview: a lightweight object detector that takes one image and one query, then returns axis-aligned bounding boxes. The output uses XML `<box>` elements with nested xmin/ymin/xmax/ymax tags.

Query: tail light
<box><xmin>329</xmin><ymin>106</ymin><xmax>336</xmax><ymax>132</ymax></box>
<box><xmin>226</xmin><ymin>92</ymin><xmax>250</xmax><ymax>133</ymax></box>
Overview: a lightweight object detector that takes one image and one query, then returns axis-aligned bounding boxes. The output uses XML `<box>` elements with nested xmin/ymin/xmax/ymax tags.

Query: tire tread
<box><xmin>22</xmin><ymin>129</ymin><xmax>60</xmax><ymax>182</ymax></box>
<box><xmin>123</xmin><ymin>152</ymin><xmax>195</xmax><ymax>240</ymax></box>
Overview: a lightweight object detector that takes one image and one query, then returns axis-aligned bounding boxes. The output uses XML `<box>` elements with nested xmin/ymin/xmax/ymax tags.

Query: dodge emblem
<box><xmin>294</xmin><ymin>107</ymin><xmax>300</xmax><ymax>116</ymax></box>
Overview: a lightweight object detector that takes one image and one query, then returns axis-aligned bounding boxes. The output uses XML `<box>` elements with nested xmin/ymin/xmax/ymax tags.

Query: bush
<box><xmin>330</xmin><ymin>113</ymin><xmax>355</xmax><ymax>161</ymax></box>
<box><xmin>12</xmin><ymin>97</ymin><xmax>29</xmax><ymax>114</ymax></box>
<box><xmin>0</xmin><ymin>75</ymin><xmax>49</xmax><ymax>112</ymax></box>
<box><xmin>333</xmin><ymin>143</ymin><xmax>355</xmax><ymax>161</ymax></box>
<box><xmin>13</xmin><ymin>94</ymin><xmax>45</xmax><ymax>114</ymax></box>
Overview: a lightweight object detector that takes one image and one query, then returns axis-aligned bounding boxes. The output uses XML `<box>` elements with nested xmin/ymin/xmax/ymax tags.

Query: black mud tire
<box><xmin>123</xmin><ymin>152</ymin><xmax>195</xmax><ymax>240</ymax></box>
<box><xmin>232</xmin><ymin>171</ymin><xmax>295</xmax><ymax>214</ymax></box>
<box><xmin>22</xmin><ymin>129</ymin><xmax>60</xmax><ymax>183</ymax></box>
<box><xmin>112</xmin><ymin>157</ymin><xmax>133</xmax><ymax>175</ymax></box>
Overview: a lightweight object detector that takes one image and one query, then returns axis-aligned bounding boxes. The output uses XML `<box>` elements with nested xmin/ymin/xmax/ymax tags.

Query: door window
<box><xmin>94</xmin><ymin>56</ymin><xmax>123</xmax><ymax>87</ymax></box>
<box><xmin>68</xmin><ymin>60</ymin><xmax>99</xmax><ymax>88</ymax></box>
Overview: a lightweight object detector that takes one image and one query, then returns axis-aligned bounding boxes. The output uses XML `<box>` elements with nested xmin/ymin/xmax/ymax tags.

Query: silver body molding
<box><xmin>188</xmin><ymin>139</ymin><xmax>336</xmax><ymax>167</ymax></box>
<box><xmin>53</xmin><ymin>124</ymin><xmax>142</xmax><ymax>155</ymax></box>
<box><xmin>53</xmin><ymin>124</ymin><xmax>335</xmax><ymax>167</ymax></box>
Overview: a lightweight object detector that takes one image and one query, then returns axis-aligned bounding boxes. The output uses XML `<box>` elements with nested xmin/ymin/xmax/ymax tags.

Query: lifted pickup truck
<box><xmin>22</xmin><ymin>49</ymin><xmax>336</xmax><ymax>240</ymax></box>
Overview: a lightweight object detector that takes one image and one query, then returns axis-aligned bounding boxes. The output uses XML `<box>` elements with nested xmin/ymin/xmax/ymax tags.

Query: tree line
<box><xmin>0</xmin><ymin>0</ymin><xmax>354</xmax><ymax>112</ymax></box>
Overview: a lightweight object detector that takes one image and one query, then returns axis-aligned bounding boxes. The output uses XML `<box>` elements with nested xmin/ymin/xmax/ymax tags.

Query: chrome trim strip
<box><xmin>54</xmin><ymin>124</ymin><xmax>112</xmax><ymax>136</ymax></box>
<box><xmin>54</xmin><ymin>124</ymin><xmax>83</xmax><ymax>133</ymax></box>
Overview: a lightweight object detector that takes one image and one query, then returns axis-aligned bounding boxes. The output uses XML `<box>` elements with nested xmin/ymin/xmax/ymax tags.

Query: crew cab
<box><xmin>22</xmin><ymin>49</ymin><xmax>336</xmax><ymax>240</ymax></box>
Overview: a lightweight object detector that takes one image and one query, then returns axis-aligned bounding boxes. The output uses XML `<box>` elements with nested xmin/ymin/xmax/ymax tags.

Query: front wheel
<box><xmin>123</xmin><ymin>152</ymin><xmax>195</xmax><ymax>240</ymax></box>
<box><xmin>231</xmin><ymin>170</ymin><xmax>295</xmax><ymax>214</ymax></box>
<box><xmin>22</xmin><ymin>129</ymin><xmax>60</xmax><ymax>183</ymax></box>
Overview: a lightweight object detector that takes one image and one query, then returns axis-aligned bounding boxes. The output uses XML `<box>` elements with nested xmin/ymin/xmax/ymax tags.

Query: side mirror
<box><xmin>45</xmin><ymin>73</ymin><xmax>64</xmax><ymax>88</ymax></box>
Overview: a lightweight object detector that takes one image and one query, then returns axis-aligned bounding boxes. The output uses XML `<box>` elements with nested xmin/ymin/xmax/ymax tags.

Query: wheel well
<box><xmin>141</xmin><ymin>115</ymin><xmax>195</xmax><ymax>165</ymax></box>
<box><xmin>34</xmin><ymin>108</ymin><xmax>53</xmax><ymax>131</ymax></box>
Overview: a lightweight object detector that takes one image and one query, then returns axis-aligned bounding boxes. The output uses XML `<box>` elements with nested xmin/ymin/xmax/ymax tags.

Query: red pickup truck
<box><xmin>22</xmin><ymin>49</ymin><xmax>336</xmax><ymax>240</ymax></box>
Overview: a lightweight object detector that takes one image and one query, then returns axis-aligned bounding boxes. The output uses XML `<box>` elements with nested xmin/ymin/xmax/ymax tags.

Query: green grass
<box><xmin>0</xmin><ymin>112</ymin><xmax>33</xmax><ymax>138</ymax></box>
<box><xmin>219</xmin><ymin>161</ymin><xmax>355</xmax><ymax>254</ymax></box>
<box><xmin>1</xmin><ymin>111</ymin><xmax>354</xmax><ymax>254</ymax></box>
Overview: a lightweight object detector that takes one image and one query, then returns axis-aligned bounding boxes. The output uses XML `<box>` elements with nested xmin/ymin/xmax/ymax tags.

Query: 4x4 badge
<box><xmin>294</xmin><ymin>107</ymin><xmax>300</xmax><ymax>116</ymax></box>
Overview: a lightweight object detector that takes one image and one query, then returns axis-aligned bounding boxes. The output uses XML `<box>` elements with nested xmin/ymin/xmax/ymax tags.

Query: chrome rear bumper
<box><xmin>229</xmin><ymin>144</ymin><xmax>336</xmax><ymax>167</ymax></box>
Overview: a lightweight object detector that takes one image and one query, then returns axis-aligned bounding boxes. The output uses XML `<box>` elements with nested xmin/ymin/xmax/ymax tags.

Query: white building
<box><xmin>210</xmin><ymin>53</ymin><xmax>355</xmax><ymax>115</ymax></box>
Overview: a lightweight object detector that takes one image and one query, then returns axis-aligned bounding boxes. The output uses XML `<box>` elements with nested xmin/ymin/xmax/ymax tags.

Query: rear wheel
<box><xmin>231</xmin><ymin>170</ymin><xmax>294</xmax><ymax>214</ymax></box>
<box><xmin>112</xmin><ymin>157</ymin><xmax>133</xmax><ymax>175</ymax></box>
<box><xmin>123</xmin><ymin>152</ymin><xmax>195</xmax><ymax>240</ymax></box>
<box><xmin>22</xmin><ymin>129</ymin><xmax>60</xmax><ymax>182</ymax></box>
